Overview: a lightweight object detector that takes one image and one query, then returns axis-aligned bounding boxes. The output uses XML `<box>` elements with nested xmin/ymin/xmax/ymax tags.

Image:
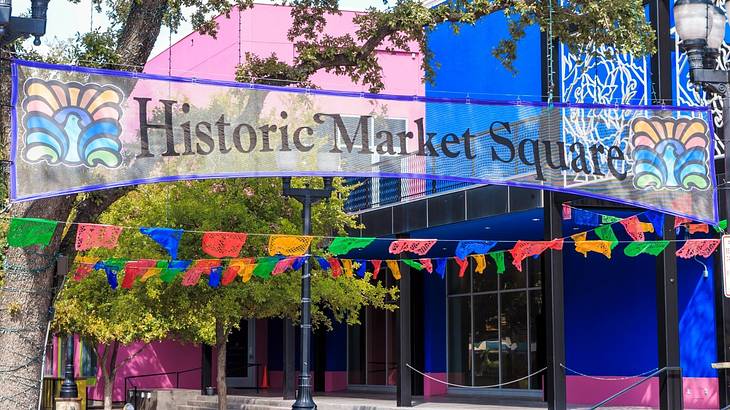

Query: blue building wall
<box><xmin>423</xmin><ymin>269</ymin><xmax>447</xmax><ymax>373</ymax></box>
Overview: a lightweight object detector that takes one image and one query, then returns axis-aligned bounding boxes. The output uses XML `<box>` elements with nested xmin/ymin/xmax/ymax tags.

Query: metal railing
<box><xmin>588</xmin><ymin>366</ymin><xmax>682</xmax><ymax>409</ymax></box>
<box><xmin>123</xmin><ymin>366</ymin><xmax>201</xmax><ymax>403</ymax></box>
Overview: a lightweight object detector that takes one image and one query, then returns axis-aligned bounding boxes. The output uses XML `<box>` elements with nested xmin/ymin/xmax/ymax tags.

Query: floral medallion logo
<box><xmin>21</xmin><ymin>79</ymin><xmax>124</xmax><ymax>168</ymax></box>
<box><xmin>630</xmin><ymin>117</ymin><xmax>711</xmax><ymax>191</ymax></box>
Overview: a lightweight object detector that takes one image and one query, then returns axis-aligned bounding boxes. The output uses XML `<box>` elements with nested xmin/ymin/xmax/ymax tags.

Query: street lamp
<box><xmin>0</xmin><ymin>0</ymin><xmax>50</xmax><ymax>46</ymax></box>
<box><xmin>674</xmin><ymin>0</ymin><xmax>730</xmax><ymax>407</ymax></box>
<box><xmin>281</xmin><ymin>176</ymin><xmax>334</xmax><ymax>410</ymax></box>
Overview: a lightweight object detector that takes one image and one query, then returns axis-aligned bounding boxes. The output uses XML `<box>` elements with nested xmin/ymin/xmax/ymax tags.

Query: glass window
<box><xmin>80</xmin><ymin>338</ymin><xmax>97</xmax><ymax>378</ymax></box>
<box><xmin>473</xmin><ymin>256</ymin><xmax>497</xmax><ymax>293</ymax></box>
<box><xmin>348</xmin><ymin>274</ymin><xmax>399</xmax><ymax>386</ymax></box>
<box><xmin>500</xmin><ymin>291</ymin><xmax>529</xmax><ymax>389</ymax></box>
<box><xmin>528</xmin><ymin>257</ymin><xmax>543</xmax><ymax>288</ymax></box>
<box><xmin>447</xmin><ymin>259</ymin><xmax>471</xmax><ymax>295</ymax></box>
<box><xmin>448</xmin><ymin>295</ymin><xmax>471</xmax><ymax>386</ymax></box>
<box><xmin>500</xmin><ymin>258</ymin><xmax>527</xmax><ymax>290</ymax></box>
<box><xmin>529</xmin><ymin>290</ymin><xmax>544</xmax><ymax>390</ymax></box>
<box><xmin>348</xmin><ymin>317</ymin><xmax>366</xmax><ymax>384</ymax></box>
<box><xmin>472</xmin><ymin>294</ymin><xmax>499</xmax><ymax>386</ymax></box>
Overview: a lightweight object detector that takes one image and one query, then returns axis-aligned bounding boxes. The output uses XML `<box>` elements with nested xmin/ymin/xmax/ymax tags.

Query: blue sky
<box><xmin>14</xmin><ymin>0</ymin><xmax>387</xmax><ymax>59</ymax></box>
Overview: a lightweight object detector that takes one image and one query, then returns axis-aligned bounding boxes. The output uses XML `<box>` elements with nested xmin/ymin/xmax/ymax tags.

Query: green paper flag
<box><xmin>7</xmin><ymin>217</ymin><xmax>58</xmax><ymax>248</ymax></box>
<box><xmin>327</xmin><ymin>237</ymin><xmax>376</xmax><ymax>255</ymax></box>
<box><xmin>601</xmin><ymin>215</ymin><xmax>622</xmax><ymax>224</ymax></box>
<box><xmin>402</xmin><ymin>259</ymin><xmax>424</xmax><ymax>271</ymax></box>
<box><xmin>159</xmin><ymin>261</ymin><xmax>181</xmax><ymax>283</ymax></box>
<box><xmin>624</xmin><ymin>241</ymin><xmax>670</xmax><ymax>257</ymax></box>
<box><xmin>489</xmin><ymin>251</ymin><xmax>506</xmax><ymax>274</ymax></box>
<box><xmin>253</xmin><ymin>257</ymin><xmax>279</xmax><ymax>279</ymax></box>
<box><xmin>595</xmin><ymin>225</ymin><xmax>619</xmax><ymax>249</ymax></box>
<box><xmin>714</xmin><ymin>220</ymin><xmax>728</xmax><ymax>233</ymax></box>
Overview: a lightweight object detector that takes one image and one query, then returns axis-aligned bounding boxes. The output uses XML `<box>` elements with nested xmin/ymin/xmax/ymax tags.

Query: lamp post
<box><xmin>281</xmin><ymin>176</ymin><xmax>334</xmax><ymax>410</ymax></box>
<box><xmin>0</xmin><ymin>0</ymin><xmax>50</xmax><ymax>46</ymax></box>
<box><xmin>674</xmin><ymin>0</ymin><xmax>730</xmax><ymax>407</ymax></box>
<box><xmin>59</xmin><ymin>335</ymin><xmax>78</xmax><ymax>398</ymax></box>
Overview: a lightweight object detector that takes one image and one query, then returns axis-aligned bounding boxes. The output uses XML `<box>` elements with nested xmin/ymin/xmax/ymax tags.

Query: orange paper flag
<box><xmin>574</xmin><ymin>240</ymin><xmax>612</xmax><ymax>259</ymax></box>
<box><xmin>386</xmin><ymin>260</ymin><xmax>401</xmax><ymax>280</ymax></box>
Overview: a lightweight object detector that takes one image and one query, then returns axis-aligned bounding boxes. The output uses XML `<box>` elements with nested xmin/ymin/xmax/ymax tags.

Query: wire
<box><xmin>406</xmin><ymin>363</ymin><xmax>546</xmax><ymax>389</ymax></box>
<box><xmin>560</xmin><ymin>364</ymin><xmax>659</xmax><ymax>381</ymax></box>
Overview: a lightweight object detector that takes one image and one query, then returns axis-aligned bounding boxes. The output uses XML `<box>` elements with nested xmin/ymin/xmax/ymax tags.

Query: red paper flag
<box><xmin>371</xmin><ymin>260</ymin><xmax>383</xmax><ymax>279</ymax></box>
<box><xmin>202</xmin><ymin>231</ymin><xmax>248</xmax><ymax>258</ymax></box>
<box><xmin>75</xmin><ymin>223</ymin><xmax>123</xmax><ymax>251</ymax></box>
<box><xmin>328</xmin><ymin>257</ymin><xmax>343</xmax><ymax>278</ymax></box>
<box><xmin>419</xmin><ymin>258</ymin><xmax>433</xmax><ymax>274</ymax></box>
<box><xmin>674</xmin><ymin>216</ymin><xmax>692</xmax><ymax>229</ymax></box>
<box><xmin>620</xmin><ymin>216</ymin><xmax>654</xmax><ymax>242</ymax></box>
<box><xmin>509</xmin><ymin>239</ymin><xmax>563</xmax><ymax>272</ymax></box>
<box><xmin>688</xmin><ymin>224</ymin><xmax>709</xmax><ymax>234</ymax></box>
<box><xmin>74</xmin><ymin>264</ymin><xmax>94</xmax><ymax>281</ymax></box>
<box><xmin>121</xmin><ymin>259</ymin><xmax>157</xmax><ymax>289</ymax></box>
<box><xmin>676</xmin><ymin>239</ymin><xmax>720</xmax><ymax>259</ymax></box>
<box><xmin>455</xmin><ymin>257</ymin><xmax>469</xmax><ymax>277</ymax></box>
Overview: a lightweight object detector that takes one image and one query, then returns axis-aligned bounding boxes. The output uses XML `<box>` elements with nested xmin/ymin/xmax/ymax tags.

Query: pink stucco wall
<box><xmin>87</xmin><ymin>340</ymin><xmax>202</xmax><ymax>402</ymax></box>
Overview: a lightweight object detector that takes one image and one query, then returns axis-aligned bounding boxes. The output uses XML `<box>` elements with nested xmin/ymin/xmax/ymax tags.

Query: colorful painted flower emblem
<box><xmin>21</xmin><ymin>79</ymin><xmax>124</xmax><ymax>168</ymax></box>
<box><xmin>630</xmin><ymin>117</ymin><xmax>710</xmax><ymax>191</ymax></box>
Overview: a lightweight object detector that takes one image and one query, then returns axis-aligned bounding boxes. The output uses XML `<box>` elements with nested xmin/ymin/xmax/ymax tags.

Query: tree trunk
<box><xmin>216</xmin><ymin>320</ymin><xmax>227</xmax><ymax>410</ymax></box>
<box><xmin>102</xmin><ymin>342</ymin><xmax>119</xmax><ymax>410</ymax></box>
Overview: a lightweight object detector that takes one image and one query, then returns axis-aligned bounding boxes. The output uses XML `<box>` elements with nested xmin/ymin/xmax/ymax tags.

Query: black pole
<box><xmin>716</xmin><ymin>92</ymin><xmax>730</xmax><ymax>407</ymax></box>
<box><xmin>396</xmin><ymin>233</ymin><xmax>412</xmax><ymax>407</ymax></box>
<box><xmin>59</xmin><ymin>334</ymin><xmax>78</xmax><ymax>398</ymax></box>
<box><xmin>292</xmin><ymin>194</ymin><xmax>316</xmax><ymax>409</ymax></box>
<box><xmin>543</xmin><ymin>191</ymin><xmax>566</xmax><ymax>410</ymax></box>
<box><xmin>656</xmin><ymin>216</ymin><xmax>683</xmax><ymax>410</ymax></box>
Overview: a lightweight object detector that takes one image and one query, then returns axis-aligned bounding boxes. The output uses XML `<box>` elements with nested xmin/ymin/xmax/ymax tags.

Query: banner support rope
<box><xmin>406</xmin><ymin>363</ymin><xmax>546</xmax><ymax>389</ymax></box>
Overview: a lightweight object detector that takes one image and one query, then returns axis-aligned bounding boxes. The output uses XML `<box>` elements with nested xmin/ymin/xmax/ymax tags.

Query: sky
<box><xmin>13</xmin><ymin>0</ymin><xmax>387</xmax><ymax>59</ymax></box>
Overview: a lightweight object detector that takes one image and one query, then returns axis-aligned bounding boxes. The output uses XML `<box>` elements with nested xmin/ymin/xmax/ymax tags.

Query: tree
<box><xmin>0</xmin><ymin>1</ymin><xmax>656</xmax><ymax>407</ymax></box>
<box><xmin>52</xmin><ymin>269</ymin><xmax>198</xmax><ymax>410</ymax></box>
<box><xmin>60</xmin><ymin>177</ymin><xmax>396</xmax><ymax>410</ymax></box>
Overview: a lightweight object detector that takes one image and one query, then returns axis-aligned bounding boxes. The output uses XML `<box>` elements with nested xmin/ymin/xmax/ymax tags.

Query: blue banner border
<box><xmin>8</xmin><ymin>59</ymin><xmax>720</xmax><ymax>224</ymax></box>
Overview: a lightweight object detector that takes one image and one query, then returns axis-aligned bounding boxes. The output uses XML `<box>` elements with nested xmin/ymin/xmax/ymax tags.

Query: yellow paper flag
<box><xmin>268</xmin><ymin>235</ymin><xmax>313</xmax><ymax>256</ymax></box>
<box><xmin>386</xmin><ymin>260</ymin><xmax>401</xmax><ymax>280</ymax></box>
<box><xmin>140</xmin><ymin>267</ymin><xmax>162</xmax><ymax>282</ymax></box>
<box><xmin>342</xmin><ymin>259</ymin><xmax>354</xmax><ymax>277</ymax></box>
<box><xmin>473</xmin><ymin>254</ymin><xmax>487</xmax><ymax>274</ymax></box>
<box><xmin>574</xmin><ymin>240</ymin><xmax>612</xmax><ymax>259</ymax></box>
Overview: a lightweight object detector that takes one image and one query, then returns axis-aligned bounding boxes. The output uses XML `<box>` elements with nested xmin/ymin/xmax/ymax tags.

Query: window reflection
<box><xmin>500</xmin><ymin>292</ymin><xmax>528</xmax><ymax>389</ymax></box>
<box><xmin>448</xmin><ymin>295</ymin><xmax>471</xmax><ymax>385</ymax></box>
<box><xmin>473</xmin><ymin>294</ymin><xmax>499</xmax><ymax>386</ymax></box>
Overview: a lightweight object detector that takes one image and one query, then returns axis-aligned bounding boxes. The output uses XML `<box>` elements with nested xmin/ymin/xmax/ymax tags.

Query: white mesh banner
<box><xmin>10</xmin><ymin>60</ymin><xmax>718</xmax><ymax>223</ymax></box>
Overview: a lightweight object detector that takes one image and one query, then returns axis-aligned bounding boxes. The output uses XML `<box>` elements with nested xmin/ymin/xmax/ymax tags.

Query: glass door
<box><xmin>226</xmin><ymin>320</ymin><xmax>256</xmax><ymax>388</ymax></box>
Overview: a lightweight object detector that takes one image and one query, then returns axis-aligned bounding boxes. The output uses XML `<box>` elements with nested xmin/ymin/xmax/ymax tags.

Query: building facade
<box><xmin>50</xmin><ymin>1</ymin><xmax>724</xmax><ymax>408</ymax></box>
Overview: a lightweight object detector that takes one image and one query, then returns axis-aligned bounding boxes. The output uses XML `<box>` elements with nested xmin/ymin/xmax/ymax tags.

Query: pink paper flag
<box><xmin>676</xmin><ymin>239</ymin><xmax>720</xmax><ymax>259</ymax></box>
<box><xmin>388</xmin><ymin>239</ymin><xmax>437</xmax><ymax>256</ymax></box>
<box><xmin>371</xmin><ymin>260</ymin><xmax>383</xmax><ymax>279</ymax></box>
<box><xmin>562</xmin><ymin>204</ymin><xmax>572</xmax><ymax>220</ymax></box>
<box><xmin>272</xmin><ymin>257</ymin><xmax>295</xmax><ymax>276</ymax></box>
<box><xmin>688</xmin><ymin>224</ymin><xmax>709</xmax><ymax>234</ymax></box>
<box><xmin>455</xmin><ymin>257</ymin><xmax>469</xmax><ymax>277</ymax></box>
<box><xmin>75</xmin><ymin>223</ymin><xmax>123</xmax><ymax>251</ymax></box>
<box><xmin>620</xmin><ymin>216</ymin><xmax>654</xmax><ymax>242</ymax></box>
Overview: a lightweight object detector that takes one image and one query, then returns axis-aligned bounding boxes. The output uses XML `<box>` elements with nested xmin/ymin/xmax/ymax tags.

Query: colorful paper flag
<box><xmin>645</xmin><ymin>211</ymin><xmax>665</xmax><ymax>238</ymax></box>
<box><xmin>595</xmin><ymin>225</ymin><xmax>618</xmax><ymax>249</ymax></box>
<box><xmin>489</xmin><ymin>252</ymin><xmax>505</xmax><ymax>274</ymax></box>
<box><xmin>253</xmin><ymin>257</ymin><xmax>279</xmax><ymax>279</ymax></box>
<box><xmin>75</xmin><ymin>223</ymin><xmax>123</xmax><ymax>251</ymax></box>
<box><xmin>201</xmin><ymin>231</ymin><xmax>247</xmax><ymax>258</ymax></box>
<box><xmin>473</xmin><ymin>254</ymin><xmax>487</xmax><ymax>274</ymax></box>
<box><xmin>509</xmin><ymin>239</ymin><xmax>563</xmax><ymax>272</ymax></box>
<box><xmin>182</xmin><ymin>260</ymin><xmax>221</xmax><ymax>286</ymax></box>
<box><xmin>327</xmin><ymin>237</ymin><xmax>376</xmax><ymax>255</ymax></box>
<box><xmin>455</xmin><ymin>240</ymin><xmax>496</xmax><ymax>260</ymax></box>
<box><xmin>676</xmin><ymin>239</ymin><xmax>720</xmax><ymax>259</ymax></box>
<box><xmin>268</xmin><ymin>235</ymin><xmax>312</xmax><ymax>256</ymax></box>
<box><xmin>388</xmin><ymin>239</ymin><xmax>437</xmax><ymax>256</ymax></box>
<box><xmin>574</xmin><ymin>240</ymin><xmax>612</xmax><ymax>258</ymax></box>
<box><xmin>386</xmin><ymin>260</ymin><xmax>401</xmax><ymax>280</ymax></box>
<box><xmin>619</xmin><ymin>216</ymin><xmax>654</xmax><ymax>242</ymax></box>
<box><xmin>371</xmin><ymin>260</ymin><xmax>383</xmax><ymax>279</ymax></box>
<box><xmin>434</xmin><ymin>258</ymin><xmax>447</xmax><ymax>279</ymax></box>
<box><xmin>402</xmin><ymin>259</ymin><xmax>424</xmax><ymax>271</ymax></box>
<box><xmin>419</xmin><ymin>258</ymin><xmax>433</xmax><ymax>274</ymax></box>
<box><xmin>140</xmin><ymin>227</ymin><xmax>184</xmax><ymax>259</ymax></box>
<box><xmin>8</xmin><ymin>217</ymin><xmax>58</xmax><ymax>248</ymax></box>
<box><xmin>624</xmin><ymin>241</ymin><xmax>670</xmax><ymax>257</ymax></box>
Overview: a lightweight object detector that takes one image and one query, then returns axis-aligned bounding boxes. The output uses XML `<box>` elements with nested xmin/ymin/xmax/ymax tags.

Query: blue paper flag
<box><xmin>316</xmin><ymin>257</ymin><xmax>330</xmax><ymax>271</ymax></box>
<box><xmin>169</xmin><ymin>260</ymin><xmax>192</xmax><ymax>270</ymax></box>
<box><xmin>292</xmin><ymin>256</ymin><xmax>307</xmax><ymax>271</ymax></box>
<box><xmin>434</xmin><ymin>258</ymin><xmax>447</xmax><ymax>279</ymax></box>
<box><xmin>140</xmin><ymin>227</ymin><xmax>184</xmax><ymax>259</ymax></box>
<box><xmin>208</xmin><ymin>266</ymin><xmax>223</xmax><ymax>288</ymax></box>
<box><xmin>455</xmin><ymin>240</ymin><xmax>497</xmax><ymax>260</ymax></box>
<box><xmin>572</xmin><ymin>208</ymin><xmax>600</xmax><ymax>227</ymax></box>
<box><xmin>356</xmin><ymin>259</ymin><xmax>367</xmax><ymax>278</ymax></box>
<box><xmin>94</xmin><ymin>261</ymin><xmax>119</xmax><ymax>290</ymax></box>
<box><xmin>645</xmin><ymin>211</ymin><xmax>665</xmax><ymax>238</ymax></box>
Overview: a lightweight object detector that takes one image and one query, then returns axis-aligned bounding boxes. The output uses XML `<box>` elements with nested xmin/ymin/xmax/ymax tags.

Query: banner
<box><xmin>10</xmin><ymin>60</ymin><xmax>718</xmax><ymax>222</ymax></box>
